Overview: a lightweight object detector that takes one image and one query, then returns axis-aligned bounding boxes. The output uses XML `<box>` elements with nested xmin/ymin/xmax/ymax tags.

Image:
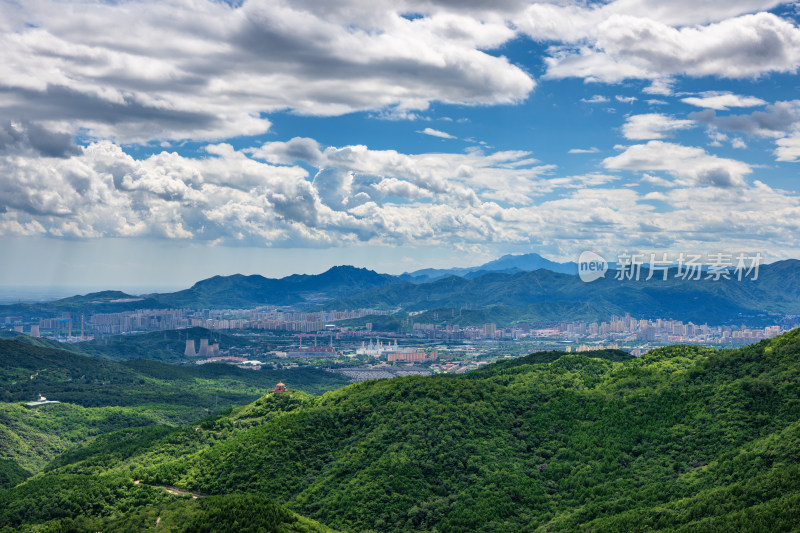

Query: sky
<box><xmin>2</xmin><ymin>0</ymin><xmax>800</xmax><ymax>290</ymax></box>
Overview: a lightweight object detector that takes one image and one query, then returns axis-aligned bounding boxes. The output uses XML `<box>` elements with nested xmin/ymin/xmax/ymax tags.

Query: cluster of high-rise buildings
<box><xmin>91</xmin><ymin>309</ymin><xmax>187</xmax><ymax>334</ymax></box>
<box><xmin>11</xmin><ymin>314</ymin><xmax>91</xmax><ymax>341</ymax></box>
<box><xmin>7</xmin><ymin>307</ymin><xmax>389</xmax><ymax>337</ymax></box>
<box><xmin>408</xmin><ymin>322</ymin><xmax>537</xmax><ymax>340</ymax></box>
<box><xmin>376</xmin><ymin>314</ymin><xmax>791</xmax><ymax>347</ymax></box>
<box><xmin>3</xmin><ymin>306</ymin><xmax>791</xmax><ymax>349</ymax></box>
<box><xmin>549</xmin><ymin>315</ymin><xmax>786</xmax><ymax>345</ymax></box>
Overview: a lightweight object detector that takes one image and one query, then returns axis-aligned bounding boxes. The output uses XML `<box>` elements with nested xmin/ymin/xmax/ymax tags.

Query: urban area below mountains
<box><xmin>3</xmin><ymin>255</ymin><xmax>799</xmax><ymax>383</ymax></box>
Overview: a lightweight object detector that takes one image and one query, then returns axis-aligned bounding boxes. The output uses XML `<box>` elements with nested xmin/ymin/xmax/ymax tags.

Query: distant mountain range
<box><xmin>2</xmin><ymin>256</ymin><xmax>800</xmax><ymax>326</ymax></box>
<box><xmin>328</xmin><ymin>259</ymin><xmax>800</xmax><ymax>326</ymax></box>
<box><xmin>0</xmin><ymin>266</ymin><xmax>401</xmax><ymax>318</ymax></box>
<box><xmin>401</xmin><ymin>252</ymin><xmax>576</xmax><ymax>281</ymax></box>
<box><xmin>156</xmin><ymin>266</ymin><xmax>398</xmax><ymax>308</ymax></box>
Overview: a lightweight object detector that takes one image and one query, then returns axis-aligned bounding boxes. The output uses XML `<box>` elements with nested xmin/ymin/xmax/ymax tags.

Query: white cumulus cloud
<box><xmin>622</xmin><ymin>114</ymin><xmax>695</xmax><ymax>140</ymax></box>
<box><xmin>418</xmin><ymin>128</ymin><xmax>457</xmax><ymax>139</ymax></box>
<box><xmin>775</xmin><ymin>132</ymin><xmax>800</xmax><ymax>161</ymax></box>
<box><xmin>0</xmin><ymin>0</ymin><xmax>534</xmax><ymax>144</ymax></box>
<box><xmin>522</xmin><ymin>6</ymin><xmax>800</xmax><ymax>83</ymax></box>
<box><xmin>682</xmin><ymin>91</ymin><xmax>767</xmax><ymax>110</ymax></box>
<box><xmin>603</xmin><ymin>140</ymin><xmax>752</xmax><ymax>187</ymax></box>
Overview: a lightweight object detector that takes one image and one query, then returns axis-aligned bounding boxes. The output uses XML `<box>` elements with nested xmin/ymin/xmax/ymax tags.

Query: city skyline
<box><xmin>14</xmin><ymin>302</ymin><xmax>792</xmax><ymax>347</ymax></box>
<box><xmin>3</xmin><ymin>1</ymin><xmax>800</xmax><ymax>287</ymax></box>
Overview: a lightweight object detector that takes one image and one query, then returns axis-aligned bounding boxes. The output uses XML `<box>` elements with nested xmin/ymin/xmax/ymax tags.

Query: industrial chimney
<box><xmin>184</xmin><ymin>339</ymin><xmax>196</xmax><ymax>356</ymax></box>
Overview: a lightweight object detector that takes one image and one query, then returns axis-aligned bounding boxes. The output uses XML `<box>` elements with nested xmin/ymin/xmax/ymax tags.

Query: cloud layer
<box><xmin>523</xmin><ymin>4</ymin><xmax>800</xmax><ymax>82</ymax></box>
<box><xmin>0</xmin><ymin>0</ymin><xmax>533</xmax><ymax>143</ymax></box>
<box><xmin>3</xmin><ymin>0</ymin><xmax>799</xmax><ymax>145</ymax></box>
<box><xmin>2</xmin><ymin>135</ymin><xmax>798</xmax><ymax>258</ymax></box>
<box><xmin>3</xmin><ymin>0</ymin><xmax>800</xmax><ymax>263</ymax></box>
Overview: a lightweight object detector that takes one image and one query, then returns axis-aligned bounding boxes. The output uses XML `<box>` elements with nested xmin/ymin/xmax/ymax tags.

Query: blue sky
<box><xmin>2</xmin><ymin>0</ymin><xmax>800</xmax><ymax>289</ymax></box>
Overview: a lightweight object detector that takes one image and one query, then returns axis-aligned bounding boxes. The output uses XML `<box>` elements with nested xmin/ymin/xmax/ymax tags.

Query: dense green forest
<box><xmin>0</xmin><ymin>338</ymin><xmax>350</xmax><ymax>408</ymax></box>
<box><xmin>0</xmin><ymin>337</ymin><xmax>349</xmax><ymax>502</ymax></box>
<box><xmin>3</xmin><ymin>331</ymin><xmax>800</xmax><ymax>531</ymax></box>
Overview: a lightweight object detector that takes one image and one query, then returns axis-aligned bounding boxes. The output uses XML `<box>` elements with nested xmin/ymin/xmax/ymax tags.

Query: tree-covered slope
<box><xmin>466</xmin><ymin>348</ymin><xmax>633</xmax><ymax>378</ymax></box>
<box><xmin>158</xmin><ymin>333</ymin><xmax>798</xmax><ymax>531</ymax></box>
<box><xmin>0</xmin><ymin>337</ymin><xmax>350</xmax><ymax>496</ymax></box>
<box><xmin>0</xmin><ymin>460</ymin><xmax>30</xmax><ymax>492</ymax></box>
<box><xmin>0</xmin><ymin>338</ymin><xmax>350</xmax><ymax>407</ymax></box>
<box><xmin>4</xmin><ymin>331</ymin><xmax>800</xmax><ymax>531</ymax></box>
<box><xmin>0</xmin><ymin>475</ymin><xmax>336</xmax><ymax>532</ymax></box>
<box><xmin>0</xmin><ymin>402</ymin><xmax>175</xmax><ymax>478</ymax></box>
<box><xmin>0</xmin><ymin>403</ymin><xmax>339</xmax><ymax>531</ymax></box>
<box><xmin>94</xmin><ymin>493</ymin><xmax>337</xmax><ymax>532</ymax></box>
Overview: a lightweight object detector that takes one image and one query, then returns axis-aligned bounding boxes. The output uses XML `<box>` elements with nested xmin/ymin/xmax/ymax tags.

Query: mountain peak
<box><xmin>322</xmin><ymin>265</ymin><xmax>375</xmax><ymax>275</ymax></box>
<box><xmin>403</xmin><ymin>251</ymin><xmax>575</xmax><ymax>282</ymax></box>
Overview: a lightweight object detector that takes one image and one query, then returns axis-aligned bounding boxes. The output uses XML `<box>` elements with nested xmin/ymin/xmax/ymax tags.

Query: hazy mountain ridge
<box><xmin>401</xmin><ymin>252</ymin><xmax>576</xmax><ymax>282</ymax></box>
<box><xmin>2</xmin><ymin>259</ymin><xmax>800</xmax><ymax>326</ymax></box>
<box><xmin>0</xmin><ymin>266</ymin><xmax>402</xmax><ymax>316</ymax></box>
<box><xmin>152</xmin><ymin>265</ymin><xmax>401</xmax><ymax>308</ymax></box>
<box><xmin>329</xmin><ymin>261</ymin><xmax>800</xmax><ymax>325</ymax></box>
<box><xmin>0</xmin><ymin>290</ymin><xmax>168</xmax><ymax>319</ymax></box>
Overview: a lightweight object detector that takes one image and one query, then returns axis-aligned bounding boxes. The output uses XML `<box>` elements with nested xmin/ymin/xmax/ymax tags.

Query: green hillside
<box><xmin>0</xmin><ymin>337</ymin><xmax>350</xmax><ymax>408</ymax></box>
<box><xmin>93</xmin><ymin>493</ymin><xmax>337</xmax><ymax>532</ymax></box>
<box><xmin>0</xmin><ymin>460</ymin><xmax>30</xmax><ymax>492</ymax></box>
<box><xmin>0</xmin><ymin>402</ymin><xmax>178</xmax><ymax>478</ymax></box>
<box><xmin>3</xmin><ymin>331</ymin><xmax>800</xmax><ymax>531</ymax></box>
<box><xmin>0</xmin><ymin>477</ymin><xmax>336</xmax><ymax>532</ymax></box>
<box><xmin>0</xmin><ymin>337</ymin><xmax>351</xmax><ymax>498</ymax></box>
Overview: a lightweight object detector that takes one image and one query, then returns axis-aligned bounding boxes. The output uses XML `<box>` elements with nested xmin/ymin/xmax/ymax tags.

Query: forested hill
<box><xmin>155</xmin><ymin>265</ymin><xmax>400</xmax><ymax>308</ymax></box>
<box><xmin>3</xmin><ymin>330</ymin><xmax>800</xmax><ymax>531</ymax></box>
<box><xmin>0</xmin><ymin>338</ymin><xmax>349</xmax><ymax>407</ymax></box>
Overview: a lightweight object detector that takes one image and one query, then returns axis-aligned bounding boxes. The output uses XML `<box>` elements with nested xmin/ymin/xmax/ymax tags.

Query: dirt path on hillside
<box><xmin>134</xmin><ymin>479</ymin><xmax>206</xmax><ymax>499</ymax></box>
